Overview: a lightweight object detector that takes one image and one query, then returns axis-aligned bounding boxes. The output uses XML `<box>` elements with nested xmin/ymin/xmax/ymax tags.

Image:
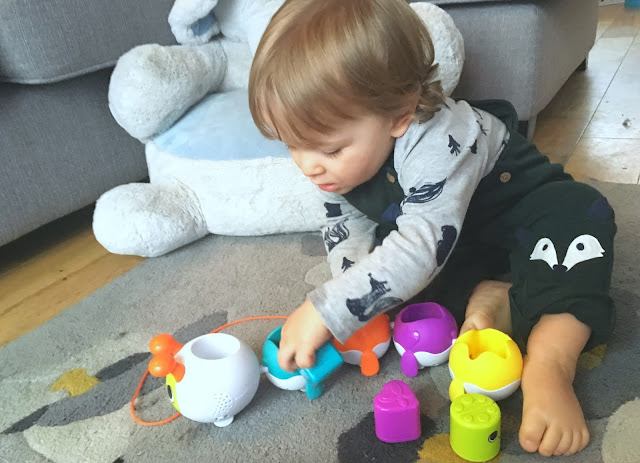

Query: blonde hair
<box><xmin>248</xmin><ymin>0</ymin><xmax>444</xmax><ymax>147</ymax></box>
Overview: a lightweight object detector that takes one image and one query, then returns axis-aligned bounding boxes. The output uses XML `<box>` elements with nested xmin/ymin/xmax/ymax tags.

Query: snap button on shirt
<box><xmin>500</xmin><ymin>172</ymin><xmax>512</xmax><ymax>183</ymax></box>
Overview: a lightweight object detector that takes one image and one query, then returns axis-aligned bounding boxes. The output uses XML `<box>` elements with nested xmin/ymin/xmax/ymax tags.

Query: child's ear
<box><xmin>390</xmin><ymin>95</ymin><xmax>419</xmax><ymax>138</ymax></box>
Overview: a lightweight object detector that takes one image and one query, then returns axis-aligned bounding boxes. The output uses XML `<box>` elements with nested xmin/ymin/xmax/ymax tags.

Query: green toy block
<box><xmin>450</xmin><ymin>394</ymin><xmax>501</xmax><ymax>462</ymax></box>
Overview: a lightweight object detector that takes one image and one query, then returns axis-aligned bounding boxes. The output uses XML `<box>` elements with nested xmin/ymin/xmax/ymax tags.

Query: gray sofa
<box><xmin>0</xmin><ymin>0</ymin><xmax>598</xmax><ymax>248</ymax></box>
<box><xmin>0</xmin><ymin>0</ymin><xmax>176</xmax><ymax>247</ymax></box>
<box><xmin>436</xmin><ymin>0</ymin><xmax>598</xmax><ymax>138</ymax></box>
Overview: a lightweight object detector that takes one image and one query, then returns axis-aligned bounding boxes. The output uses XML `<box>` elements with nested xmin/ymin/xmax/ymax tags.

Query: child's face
<box><xmin>286</xmin><ymin>114</ymin><xmax>407</xmax><ymax>195</ymax></box>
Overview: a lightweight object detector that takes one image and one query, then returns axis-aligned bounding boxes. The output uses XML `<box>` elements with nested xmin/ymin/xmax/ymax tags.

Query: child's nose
<box><xmin>299</xmin><ymin>153</ymin><xmax>325</xmax><ymax>178</ymax></box>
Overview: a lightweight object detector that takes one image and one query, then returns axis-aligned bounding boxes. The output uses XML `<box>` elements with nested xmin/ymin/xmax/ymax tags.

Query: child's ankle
<box><xmin>524</xmin><ymin>352</ymin><xmax>576</xmax><ymax>383</ymax></box>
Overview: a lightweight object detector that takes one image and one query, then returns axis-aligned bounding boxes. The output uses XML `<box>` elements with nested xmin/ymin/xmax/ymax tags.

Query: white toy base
<box><xmin>448</xmin><ymin>365</ymin><xmax>522</xmax><ymax>401</ymax></box>
<box><xmin>338</xmin><ymin>339</ymin><xmax>391</xmax><ymax>366</ymax></box>
<box><xmin>213</xmin><ymin>416</ymin><xmax>234</xmax><ymax>427</ymax></box>
<box><xmin>393</xmin><ymin>339</ymin><xmax>456</xmax><ymax>368</ymax></box>
<box><xmin>265</xmin><ymin>372</ymin><xmax>307</xmax><ymax>392</ymax></box>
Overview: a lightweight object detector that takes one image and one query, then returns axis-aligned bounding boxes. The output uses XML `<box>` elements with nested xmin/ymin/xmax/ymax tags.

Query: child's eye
<box><xmin>324</xmin><ymin>148</ymin><xmax>342</xmax><ymax>157</ymax></box>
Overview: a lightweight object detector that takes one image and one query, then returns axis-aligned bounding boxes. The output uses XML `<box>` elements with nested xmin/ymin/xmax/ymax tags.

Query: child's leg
<box><xmin>410</xmin><ymin>242</ymin><xmax>511</xmax><ymax>328</ymax></box>
<box><xmin>461</xmin><ymin>180</ymin><xmax>616</xmax><ymax>456</ymax></box>
<box><xmin>519</xmin><ymin>312</ymin><xmax>591</xmax><ymax>456</ymax></box>
<box><xmin>460</xmin><ymin>281</ymin><xmax>594</xmax><ymax>456</ymax></box>
<box><xmin>462</xmin><ymin>287</ymin><xmax>591</xmax><ymax>456</ymax></box>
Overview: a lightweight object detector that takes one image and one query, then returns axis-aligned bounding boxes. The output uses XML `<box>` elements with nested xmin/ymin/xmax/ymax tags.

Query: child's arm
<box><xmin>309</xmin><ymin>100</ymin><xmax>509</xmax><ymax>344</ymax></box>
<box><xmin>317</xmin><ymin>194</ymin><xmax>379</xmax><ymax>277</ymax></box>
<box><xmin>279</xmin><ymin>100</ymin><xmax>509</xmax><ymax>370</ymax></box>
<box><xmin>278</xmin><ymin>195</ymin><xmax>379</xmax><ymax>371</ymax></box>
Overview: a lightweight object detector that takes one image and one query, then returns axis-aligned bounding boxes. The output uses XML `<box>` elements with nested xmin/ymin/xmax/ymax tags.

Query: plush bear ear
<box><xmin>410</xmin><ymin>2</ymin><xmax>464</xmax><ymax>97</ymax></box>
<box><xmin>516</xmin><ymin>228</ymin><xmax>533</xmax><ymax>245</ymax></box>
<box><xmin>168</xmin><ymin>0</ymin><xmax>221</xmax><ymax>45</ymax></box>
<box><xmin>588</xmin><ymin>196</ymin><xmax>614</xmax><ymax>221</ymax></box>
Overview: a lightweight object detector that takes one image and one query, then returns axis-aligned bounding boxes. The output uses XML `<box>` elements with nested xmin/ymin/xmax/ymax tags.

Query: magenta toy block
<box><xmin>374</xmin><ymin>380</ymin><xmax>421</xmax><ymax>443</ymax></box>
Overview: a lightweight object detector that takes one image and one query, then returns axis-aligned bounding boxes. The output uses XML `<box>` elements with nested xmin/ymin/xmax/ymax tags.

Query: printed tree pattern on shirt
<box><xmin>448</xmin><ymin>135</ymin><xmax>461</xmax><ymax>155</ymax></box>
<box><xmin>346</xmin><ymin>274</ymin><xmax>403</xmax><ymax>322</ymax></box>
<box><xmin>470</xmin><ymin>140</ymin><xmax>478</xmax><ymax>154</ymax></box>
<box><xmin>342</xmin><ymin>257</ymin><xmax>355</xmax><ymax>272</ymax></box>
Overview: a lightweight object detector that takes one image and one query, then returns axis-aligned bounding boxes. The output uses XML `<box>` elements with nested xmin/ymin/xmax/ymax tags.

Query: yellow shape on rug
<box><xmin>416</xmin><ymin>433</ymin><xmax>502</xmax><ymax>463</ymax></box>
<box><xmin>577</xmin><ymin>344</ymin><xmax>607</xmax><ymax>370</ymax></box>
<box><xmin>50</xmin><ymin>368</ymin><xmax>100</xmax><ymax>396</ymax></box>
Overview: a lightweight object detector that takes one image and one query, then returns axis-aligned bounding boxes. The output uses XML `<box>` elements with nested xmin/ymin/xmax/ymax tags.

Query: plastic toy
<box><xmin>450</xmin><ymin>393</ymin><xmax>501</xmax><ymax>462</ymax></box>
<box><xmin>332</xmin><ymin>314</ymin><xmax>391</xmax><ymax>376</ymax></box>
<box><xmin>262</xmin><ymin>327</ymin><xmax>344</xmax><ymax>399</ymax></box>
<box><xmin>374</xmin><ymin>380</ymin><xmax>422</xmax><ymax>443</ymax></box>
<box><xmin>148</xmin><ymin>332</ymin><xmax>260</xmax><ymax>427</ymax></box>
<box><xmin>146</xmin><ymin>323</ymin><xmax>342</xmax><ymax>426</ymax></box>
<box><xmin>448</xmin><ymin>329</ymin><xmax>523</xmax><ymax>402</ymax></box>
<box><xmin>393</xmin><ymin>303</ymin><xmax>459</xmax><ymax>377</ymax></box>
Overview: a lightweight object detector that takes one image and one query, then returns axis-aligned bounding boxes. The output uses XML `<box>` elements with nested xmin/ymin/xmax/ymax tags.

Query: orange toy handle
<box><xmin>149</xmin><ymin>334</ymin><xmax>183</xmax><ymax>356</ymax></box>
<box><xmin>360</xmin><ymin>351</ymin><xmax>380</xmax><ymax>377</ymax></box>
<box><xmin>148</xmin><ymin>353</ymin><xmax>186</xmax><ymax>382</ymax></box>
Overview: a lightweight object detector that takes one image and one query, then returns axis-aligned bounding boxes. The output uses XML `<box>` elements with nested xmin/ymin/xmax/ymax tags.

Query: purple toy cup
<box><xmin>374</xmin><ymin>380</ymin><xmax>421</xmax><ymax>443</ymax></box>
<box><xmin>393</xmin><ymin>303</ymin><xmax>459</xmax><ymax>377</ymax></box>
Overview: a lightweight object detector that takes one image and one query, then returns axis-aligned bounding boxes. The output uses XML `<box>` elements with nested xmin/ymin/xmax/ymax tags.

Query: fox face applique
<box><xmin>529</xmin><ymin>234</ymin><xmax>605</xmax><ymax>274</ymax></box>
<box><xmin>514</xmin><ymin>196</ymin><xmax>615</xmax><ymax>299</ymax></box>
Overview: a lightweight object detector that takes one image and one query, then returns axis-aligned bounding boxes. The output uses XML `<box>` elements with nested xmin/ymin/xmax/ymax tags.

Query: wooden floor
<box><xmin>534</xmin><ymin>3</ymin><xmax>640</xmax><ymax>183</ymax></box>
<box><xmin>1</xmin><ymin>4</ymin><xmax>639</xmax><ymax>348</ymax></box>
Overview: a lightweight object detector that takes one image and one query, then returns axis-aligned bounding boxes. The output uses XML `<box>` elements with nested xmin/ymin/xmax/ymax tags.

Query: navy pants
<box><xmin>422</xmin><ymin>129</ymin><xmax>616</xmax><ymax>348</ymax></box>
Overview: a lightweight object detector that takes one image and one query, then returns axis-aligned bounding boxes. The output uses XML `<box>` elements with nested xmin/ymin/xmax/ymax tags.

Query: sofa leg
<box><xmin>518</xmin><ymin>116</ymin><xmax>537</xmax><ymax>141</ymax></box>
<box><xmin>577</xmin><ymin>57</ymin><xmax>588</xmax><ymax>71</ymax></box>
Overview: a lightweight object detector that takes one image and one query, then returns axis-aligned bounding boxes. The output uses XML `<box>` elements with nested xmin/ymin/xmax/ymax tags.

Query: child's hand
<box><xmin>278</xmin><ymin>299</ymin><xmax>332</xmax><ymax>372</ymax></box>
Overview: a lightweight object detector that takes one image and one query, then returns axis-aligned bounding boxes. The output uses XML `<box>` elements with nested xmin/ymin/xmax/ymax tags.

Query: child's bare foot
<box><xmin>460</xmin><ymin>285</ymin><xmax>591</xmax><ymax>457</ymax></box>
<box><xmin>520</xmin><ymin>356</ymin><xmax>590</xmax><ymax>456</ymax></box>
<box><xmin>460</xmin><ymin>280</ymin><xmax>512</xmax><ymax>334</ymax></box>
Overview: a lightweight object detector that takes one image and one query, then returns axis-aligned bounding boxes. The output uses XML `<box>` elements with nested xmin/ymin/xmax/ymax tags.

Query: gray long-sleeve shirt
<box><xmin>308</xmin><ymin>98</ymin><xmax>510</xmax><ymax>343</ymax></box>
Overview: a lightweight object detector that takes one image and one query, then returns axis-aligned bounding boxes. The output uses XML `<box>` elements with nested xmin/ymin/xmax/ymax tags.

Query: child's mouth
<box><xmin>317</xmin><ymin>184</ymin><xmax>338</xmax><ymax>192</ymax></box>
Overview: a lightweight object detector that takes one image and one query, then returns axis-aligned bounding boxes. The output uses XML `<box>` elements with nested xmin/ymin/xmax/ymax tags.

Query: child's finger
<box><xmin>295</xmin><ymin>350</ymin><xmax>316</xmax><ymax>370</ymax></box>
<box><xmin>277</xmin><ymin>346</ymin><xmax>297</xmax><ymax>372</ymax></box>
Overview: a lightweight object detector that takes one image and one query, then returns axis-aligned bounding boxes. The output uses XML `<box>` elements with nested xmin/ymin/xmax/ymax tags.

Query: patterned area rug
<box><xmin>1</xmin><ymin>181</ymin><xmax>639</xmax><ymax>463</ymax></box>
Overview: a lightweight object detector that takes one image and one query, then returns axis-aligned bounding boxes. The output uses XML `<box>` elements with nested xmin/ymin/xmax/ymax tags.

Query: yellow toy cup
<box><xmin>448</xmin><ymin>329</ymin><xmax>523</xmax><ymax>402</ymax></box>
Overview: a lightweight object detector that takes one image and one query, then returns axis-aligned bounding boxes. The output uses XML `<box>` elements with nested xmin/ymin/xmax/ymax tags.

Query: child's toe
<box><xmin>519</xmin><ymin>415</ymin><xmax>546</xmax><ymax>453</ymax></box>
<box><xmin>566</xmin><ymin>428</ymin><xmax>589</xmax><ymax>455</ymax></box>
<box><xmin>538</xmin><ymin>426</ymin><xmax>563</xmax><ymax>457</ymax></box>
<box><xmin>553</xmin><ymin>431</ymin><xmax>573</xmax><ymax>455</ymax></box>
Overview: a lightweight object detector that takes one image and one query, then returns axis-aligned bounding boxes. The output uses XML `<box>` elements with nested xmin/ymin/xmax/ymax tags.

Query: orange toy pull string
<box><xmin>130</xmin><ymin>315</ymin><xmax>288</xmax><ymax>426</ymax></box>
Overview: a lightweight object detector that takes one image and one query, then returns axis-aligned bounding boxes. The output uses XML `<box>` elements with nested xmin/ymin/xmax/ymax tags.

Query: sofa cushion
<box><xmin>0</xmin><ymin>68</ymin><xmax>148</xmax><ymax>247</ymax></box>
<box><xmin>0</xmin><ymin>0</ymin><xmax>176</xmax><ymax>84</ymax></box>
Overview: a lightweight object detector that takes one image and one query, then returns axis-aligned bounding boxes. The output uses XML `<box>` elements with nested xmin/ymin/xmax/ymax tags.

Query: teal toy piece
<box><xmin>450</xmin><ymin>393</ymin><xmax>501</xmax><ymax>462</ymax></box>
<box><xmin>262</xmin><ymin>327</ymin><xmax>343</xmax><ymax>399</ymax></box>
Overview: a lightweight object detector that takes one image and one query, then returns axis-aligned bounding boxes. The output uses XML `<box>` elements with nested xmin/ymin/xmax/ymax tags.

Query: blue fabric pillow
<box><xmin>153</xmin><ymin>89</ymin><xmax>289</xmax><ymax>161</ymax></box>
